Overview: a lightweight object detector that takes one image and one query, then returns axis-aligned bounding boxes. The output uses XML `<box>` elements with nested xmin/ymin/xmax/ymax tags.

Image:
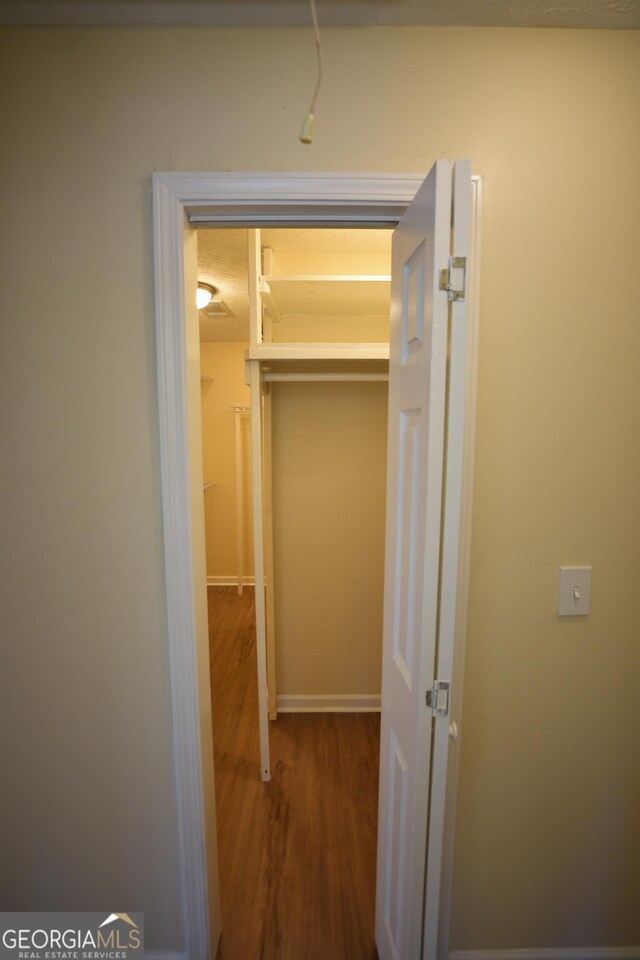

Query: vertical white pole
<box><xmin>234</xmin><ymin>407</ymin><xmax>244</xmax><ymax>597</ymax></box>
<box><xmin>249</xmin><ymin>361</ymin><xmax>271</xmax><ymax>782</ymax></box>
<box><xmin>247</xmin><ymin>226</ymin><xmax>270</xmax><ymax>778</ymax></box>
<box><xmin>263</xmin><ymin>387</ymin><xmax>277</xmax><ymax>720</ymax></box>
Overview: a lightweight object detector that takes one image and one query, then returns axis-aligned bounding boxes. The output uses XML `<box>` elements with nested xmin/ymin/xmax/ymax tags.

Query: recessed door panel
<box><xmin>393</xmin><ymin>409</ymin><xmax>422</xmax><ymax>689</ymax></box>
<box><xmin>383</xmin><ymin>729</ymin><xmax>409</xmax><ymax>959</ymax></box>
<box><xmin>401</xmin><ymin>242</ymin><xmax>426</xmax><ymax>364</ymax></box>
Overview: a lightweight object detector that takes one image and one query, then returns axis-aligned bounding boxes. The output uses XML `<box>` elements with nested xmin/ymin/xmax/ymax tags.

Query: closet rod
<box><xmin>262</xmin><ymin>372</ymin><xmax>388</xmax><ymax>383</ymax></box>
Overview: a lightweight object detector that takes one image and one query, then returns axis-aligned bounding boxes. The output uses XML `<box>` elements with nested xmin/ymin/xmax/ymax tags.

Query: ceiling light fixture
<box><xmin>196</xmin><ymin>282</ymin><xmax>218</xmax><ymax>310</ymax></box>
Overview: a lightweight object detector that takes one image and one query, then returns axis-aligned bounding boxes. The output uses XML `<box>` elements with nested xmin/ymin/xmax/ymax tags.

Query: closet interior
<box><xmin>197</xmin><ymin>226</ymin><xmax>393</xmax><ymax>776</ymax></box>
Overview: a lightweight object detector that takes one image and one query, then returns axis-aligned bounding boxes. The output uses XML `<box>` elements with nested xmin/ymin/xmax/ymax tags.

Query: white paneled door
<box><xmin>375</xmin><ymin>160</ymin><xmax>472</xmax><ymax>960</ymax></box>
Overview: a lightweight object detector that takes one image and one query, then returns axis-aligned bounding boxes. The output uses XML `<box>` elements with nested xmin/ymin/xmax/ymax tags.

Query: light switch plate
<box><xmin>558</xmin><ymin>566</ymin><xmax>592</xmax><ymax>616</ymax></box>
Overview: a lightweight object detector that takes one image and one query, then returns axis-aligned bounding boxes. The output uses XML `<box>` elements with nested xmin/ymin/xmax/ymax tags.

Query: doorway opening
<box><xmin>196</xmin><ymin>225</ymin><xmax>392</xmax><ymax>957</ymax></box>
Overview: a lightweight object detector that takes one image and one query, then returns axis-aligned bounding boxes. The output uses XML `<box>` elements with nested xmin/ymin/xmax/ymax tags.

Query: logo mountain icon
<box><xmin>99</xmin><ymin>914</ymin><xmax>139</xmax><ymax>930</ymax></box>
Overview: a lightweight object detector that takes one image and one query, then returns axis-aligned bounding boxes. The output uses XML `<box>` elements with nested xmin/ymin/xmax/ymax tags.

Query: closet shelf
<box><xmin>262</xmin><ymin>370</ymin><xmax>388</xmax><ymax>382</ymax></box>
<box><xmin>262</xmin><ymin>274</ymin><xmax>390</xmax><ymax>281</ymax></box>
<box><xmin>254</xmin><ymin>355</ymin><xmax>389</xmax><ymax>383</ymax></box>
<box><xmin>247</xmin><ymin>343</ymin><xmax>389</xmax><ymax>362</ymax></box>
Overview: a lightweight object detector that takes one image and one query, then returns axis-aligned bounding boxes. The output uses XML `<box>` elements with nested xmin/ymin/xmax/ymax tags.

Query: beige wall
<box><xmin>272</xmin><ymin>381</ymin><xmax>388</xmax><ymax>697</ymax></box>
<box><xmin>199</xmin><ymin>341</ymin><xmax>253</xmax><ymax>581</ymax></box>
<box><xmin>0</xmin><ymin>24</ymin><xmax>638</xmax><ymax>952</ymax></box>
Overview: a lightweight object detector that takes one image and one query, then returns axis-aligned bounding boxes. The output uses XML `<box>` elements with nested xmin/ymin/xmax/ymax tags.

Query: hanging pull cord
<box><xmin>299</xmin><ymin>0</ymin><xmax>323</xmax><ymax>144</ymax></box>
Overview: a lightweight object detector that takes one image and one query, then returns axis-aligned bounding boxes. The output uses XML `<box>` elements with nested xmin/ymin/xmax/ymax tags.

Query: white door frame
<box><xmin>152</xmin><ymin>171</ymin><xmax>482</xmax><ymax>960</ymax></box>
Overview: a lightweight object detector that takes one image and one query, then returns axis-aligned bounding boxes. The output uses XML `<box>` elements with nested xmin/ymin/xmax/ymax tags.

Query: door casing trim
<box><xmin>151</xmin><ymin>170</ymin><xmax>482</xmax><ymax>960</ymax></box>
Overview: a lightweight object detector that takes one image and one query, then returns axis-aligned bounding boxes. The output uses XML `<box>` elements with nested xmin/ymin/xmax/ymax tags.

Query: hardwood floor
<box><xmin>208</xmin><ymin>586</ymin><xmax>380</xmax><ymax>960</ymax></box>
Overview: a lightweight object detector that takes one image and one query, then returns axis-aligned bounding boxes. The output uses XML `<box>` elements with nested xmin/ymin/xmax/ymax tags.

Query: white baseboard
<box><xmin>206</xmin><ymin>575</ymin><xmax>255</xmax><ymax>587</ymax></box>
<box><xmin>276</xmin><ymin>693</ymin><xmax>381</xmax><ymax>713</ymax></box>
<box><xmin>450</xmin><ymin>949</ymin><xmax>640</xmax><ymax>960</ymax></box>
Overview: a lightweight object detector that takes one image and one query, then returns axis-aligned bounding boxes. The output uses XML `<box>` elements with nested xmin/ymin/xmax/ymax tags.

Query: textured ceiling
<box><xmin>198</xmin><ymin>229</ymin><xmax>250</xmax><ymax>343</ymax></box>
<box><xmin>0</xmin><ymin>0</ymin><xmax>638</xmax><ymax>26</ymax></box>
<box><xmin>197</xmin><ymin>227</ymin><xmax>392</xmax><ymax>342</ymax></box>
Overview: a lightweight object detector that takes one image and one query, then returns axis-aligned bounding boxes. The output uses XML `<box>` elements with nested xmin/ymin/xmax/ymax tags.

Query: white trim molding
<box><xmin>450</xmin><ymin>949</ymin><xmax>640</xmax><ymax>960</ymax></box>
<box><xmin>153</xmin><ymin>176</ymin><xmax>211</xmax><ymax>960</ymax></box>
<box><xmin>170</xmin><ymin>172</ymin><xmax>427</xmax><ymax>223</ymax></box>
<box><xmin>152</xmin><ymin>170</ymin><xmax>481</xmax><ymax>960</ymax></box>
<box><xmin>276</xmin><ymin>694</ymin><xmax>381</xmax><ymax>713</ymax></box>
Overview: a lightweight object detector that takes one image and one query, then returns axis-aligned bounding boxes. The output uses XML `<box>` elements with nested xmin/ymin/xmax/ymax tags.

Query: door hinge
<box><xmin>426</xmin><ymin>681</ymin><xmax>450</xmax><ymax>717</ymax></box>
<box><xmin>439</xmin><ymin>256</ymin><xmax>467</xmax><ymax>302</ymax></box>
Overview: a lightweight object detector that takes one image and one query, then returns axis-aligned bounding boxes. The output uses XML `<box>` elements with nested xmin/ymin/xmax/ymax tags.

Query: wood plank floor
<box><xmin>208</xmin><ymin>586</ymin><xmax>380</xmax><ymax>960</ymax></box>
